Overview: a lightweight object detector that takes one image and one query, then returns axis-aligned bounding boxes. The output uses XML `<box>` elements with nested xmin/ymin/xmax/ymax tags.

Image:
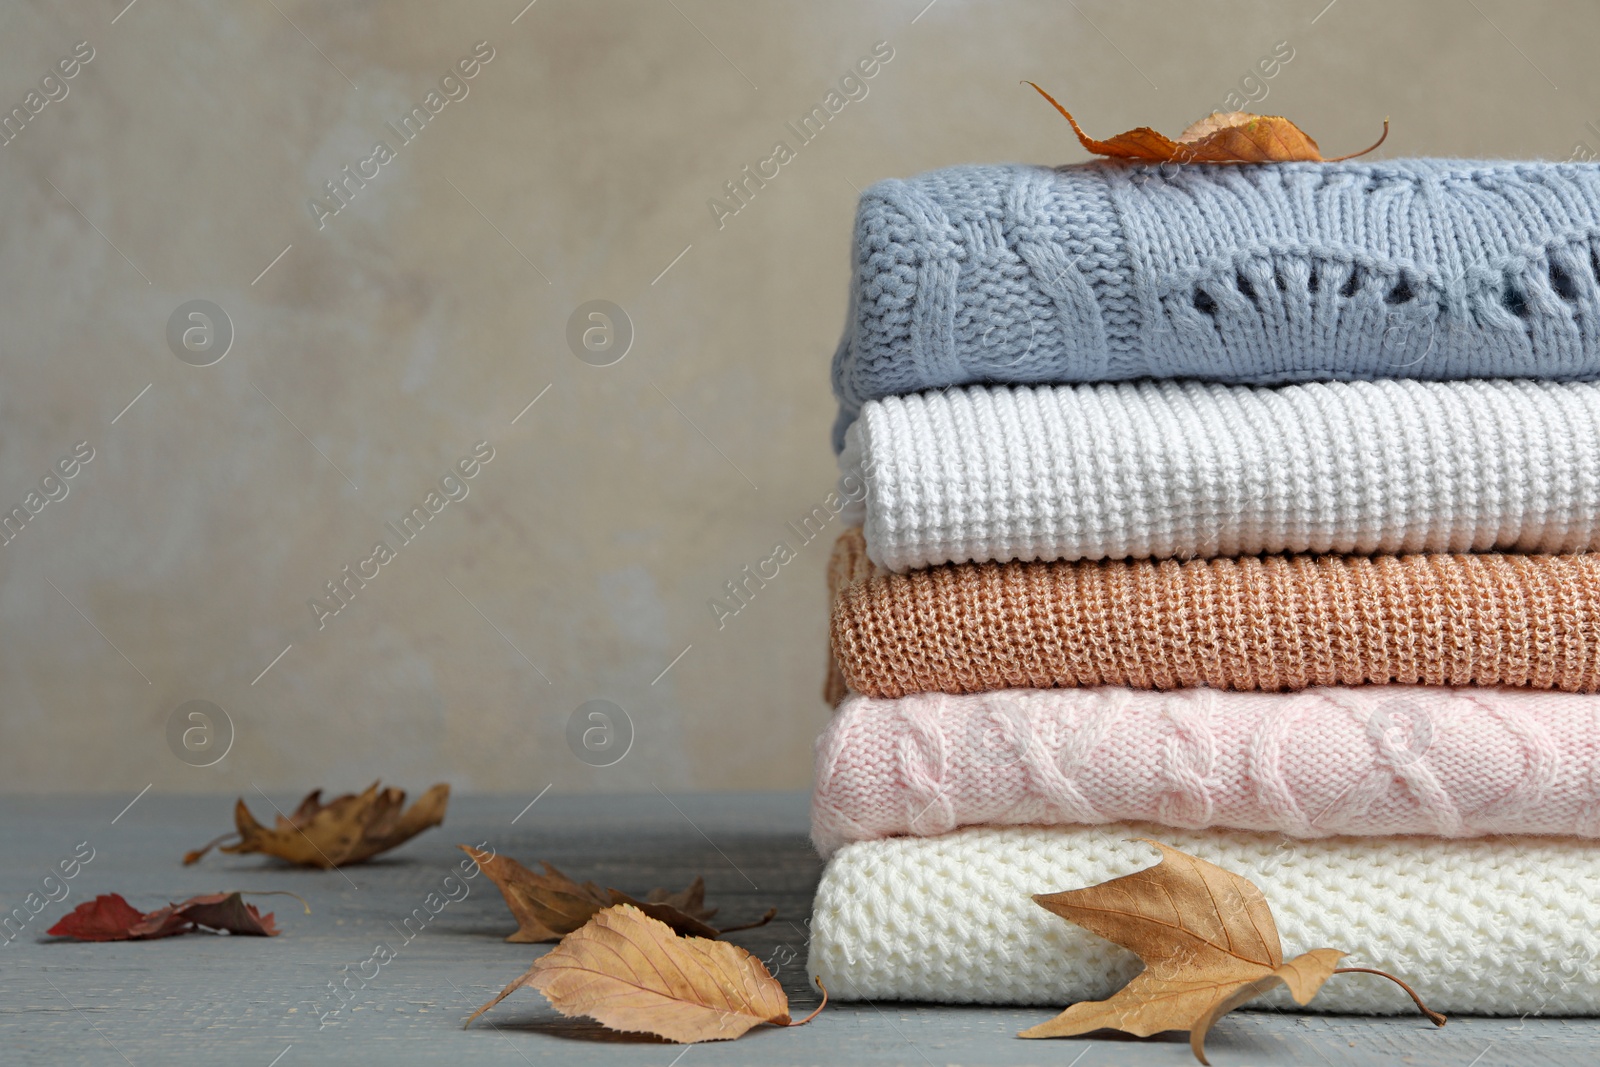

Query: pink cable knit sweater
<box><xmin>811</xmin><ymin>686</ymin><xmax>1600</xmax><ymax>856</ymax></box>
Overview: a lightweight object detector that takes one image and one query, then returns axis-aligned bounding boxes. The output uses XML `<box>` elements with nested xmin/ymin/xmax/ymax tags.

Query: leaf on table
<box><xmin>1025</xmin><ymin>81</ymin><xmax>1388</xmax><ymax>163</ymax></box>
<box><xmin>461</xmin><ymin>847</ymin><xmax>611</xmax><ymax>942</ymax></box>
<box><xmin>1019</xmin><ymin>840</ymin><xmax>1444</xmax><ymax>1064</ymax></box>
<box><xmin>44</xmin><ymin>893</ymin><xmax>147</xmax><ymax>941</ymax></box>
<box><xmin>465</xmin><ymin>903</ymin><xmax>825</xmax><ymax>1042</ymax></box>
<box><xmin>47</xmin><ymin>890</ymin><xmax>299</xmax><ymax>941</ymax></box>
<box><xmin>630</xmin><ymin>876</ymin><xmax>717</xmax><ymax>922</ymax></box>
<box><xmin>184</xmin><ymin>782</ymin><xmax>449</xmax><ymax>868</ymax></box>
<box><xmin>461</xmin><ymin>845</ymin><xmax>774</xmax><ymax>943</ymax></box>
<box><xmin>141</xmin><ymin>891</ymin><xmax>284</xmax><ymax>937</ymax></box>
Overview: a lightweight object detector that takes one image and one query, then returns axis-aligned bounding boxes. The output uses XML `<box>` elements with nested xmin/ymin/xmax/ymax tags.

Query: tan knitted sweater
<box><xmin>827</xmin><ymin>527</ymin><xmax>1600</xmax><ymax>701</ymax></box>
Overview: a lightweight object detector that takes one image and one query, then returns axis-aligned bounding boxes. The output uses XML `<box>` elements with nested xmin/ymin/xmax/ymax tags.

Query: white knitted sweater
<box><xmin>807</xmin><ymin>826</ymin><xmax>1600</xmax><ymax>1014</ymax></box>
<box><xmin>838</xmin><ymin>379</ymin><xmax>1600</xmax><ymax>572</ymax></box>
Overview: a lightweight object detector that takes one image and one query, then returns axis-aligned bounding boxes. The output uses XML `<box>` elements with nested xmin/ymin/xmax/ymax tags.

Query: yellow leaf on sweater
<box><xmin>1026</xmin><ymin>82</ymin><xmax>1388</xmax><ymax>163</ymax></box>
<box><xmin>1020</xmin><ymin>840</ymin><xmax>1444</xmax><ymax>1064</ymax></box>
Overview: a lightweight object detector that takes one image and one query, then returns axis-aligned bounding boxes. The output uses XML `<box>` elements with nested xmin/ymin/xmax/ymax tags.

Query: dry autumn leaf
<box><xmin>47</xmin><ymin>890</ymin><xmax>307</xmax><ymax>941</ymax></box>
<box><xmin>460</xmin><ymin>844</ymin><xmax>776</xmax><ymax>942</ymax></box>
<box><xmin>184</xmin><ymin>782</ymin><xmax>449</xmax><ymax>868</ymax></box>
<box><xmin>1026</xmin><ymin>81</ymin><xmax>1388</xmax><ymax>163</ymax></box>
<box><xmin>465</xmin><ymin>903</ymin><xmax>824</xmax><ymax>1043</ymax></box>
<box><xmin>1020</xmin><ymin>840</ymin><xmax>1444</xmax><ymax>1065</ymax></box>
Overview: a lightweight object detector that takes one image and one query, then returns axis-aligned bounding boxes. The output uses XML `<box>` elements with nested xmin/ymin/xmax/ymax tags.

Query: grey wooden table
<box><xmin>0</xmin><ymin>792</ymin><xmax>1593</xmax><ymax>1066</ymax></box>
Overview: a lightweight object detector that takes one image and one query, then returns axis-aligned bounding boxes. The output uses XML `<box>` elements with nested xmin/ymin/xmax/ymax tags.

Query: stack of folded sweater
<box><xmin>806</xmin><ymin>160</ymin><xmax>1600</xmax><ymax>1015</ymax></box>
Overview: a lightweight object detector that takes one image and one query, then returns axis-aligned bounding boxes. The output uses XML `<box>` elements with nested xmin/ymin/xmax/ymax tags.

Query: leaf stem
<box><xmin>1022</xmin><ymin>81</ymin><xmax>1102</xmax><ymax>155</ymax></box>
<box><xmin>716</xmin><ymin>907</ymin><xmax>777</xmax><ymax>935</ymax></box>
<box><xmin>236</xmin><ymin>889</ymin><xmax>313</xmax><ymax>914</ymax></box>
<box><xmin>1327</xmin><ymin>119</ymin><xmax>1389</xmax><ymax>162</ymax></box>
<box><xmin>782</xmin><ymin>979</ymin><xmax>827</xmax><ymax>1026</ymax></box>
<box><xmin>182</xmin><ymin>832</ymin><xmax>239</xmax><ymax>866</ymax></box>
<box><xmin>1334</xmin><ymin>967</ymin><xmax>1446</xmax><ymax>1026</ymax></box>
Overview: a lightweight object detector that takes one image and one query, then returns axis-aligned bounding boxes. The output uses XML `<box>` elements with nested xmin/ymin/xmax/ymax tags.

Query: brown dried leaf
<box><xmin>1019</xmin><ymin>840</ymin><xmax>1442</xmax><ymax>1064</ymax></box>
<box><xmin>639</xmin><ymin>876</ymin><xmax>715</xmax><ymax>919</ymax></box>
<box><xmin>608</xmin><ymin>884</ymin><xmax>721</xmax><ymax>938</ymax></box>
<box><xmin>463</xmin><ymin>846</ymin><xmax>773</xmax><ymax>942</ymax></box>
<box><xmin>184</xmin><ymin>782</ymin><xmax>449</xmax><ymax>868</ymax></box>
<box><xmin>126</xmin><ymin>891</ymin><xmax>285</xmax><ymax>939</ymax></box>
<box><xmin>461</xmin><ymin>846</ymin><xmax>613</xmax><ymax>942</ymax></box>
<box><xmin>465</xmin><ymin>904</ymin><xmax>822</xmax><ymax>1042</ymax></box>
<box><xmin>1026</xmin><ymin>82</ymin><xmax>1388</xmax><ymax>163</ymax></box>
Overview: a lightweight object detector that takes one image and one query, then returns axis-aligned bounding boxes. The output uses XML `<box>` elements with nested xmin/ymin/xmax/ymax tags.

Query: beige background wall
<box><xmin>1</xmin><ymin>0</ymin><xmax>1595</xmax><ymax>795</ymax></box>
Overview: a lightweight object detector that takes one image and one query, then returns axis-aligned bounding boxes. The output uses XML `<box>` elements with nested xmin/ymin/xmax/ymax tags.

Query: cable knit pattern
<box><xmin>841</xmin><ymin>379</ymin><xmax>1600</xmax><ymax>571</ymax></box>
<box><xmin>806</xmin><ymin>826</ymin><xmax>1600</xmax><ymax>1013</ymax></box>
<box><xmin>825</xmin><ymin>527</ymin><xmax>1600</xmax><ymax>697</ymax></box>
<box><xmin>811</xmin><ymin>687</ymin><xmax>1600</xmax><ymax>855</ymax></box>
<box><xmin>830</xmin><ymin>160</ymin><xmax>1600</xmax><ymax>448</ymax></box>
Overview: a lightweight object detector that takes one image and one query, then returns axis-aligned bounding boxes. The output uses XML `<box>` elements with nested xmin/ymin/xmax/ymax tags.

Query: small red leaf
<box><xmin>46</xmin><ymin>894</ymin><xmax>149</xmax><ymax>941</ymax></box>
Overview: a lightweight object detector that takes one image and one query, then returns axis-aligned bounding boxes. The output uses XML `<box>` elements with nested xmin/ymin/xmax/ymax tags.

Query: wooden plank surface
<box><xmin>0</xmin><ymin>791</ymin><xmax>1593</xmax><ymax>1065</ymax></box>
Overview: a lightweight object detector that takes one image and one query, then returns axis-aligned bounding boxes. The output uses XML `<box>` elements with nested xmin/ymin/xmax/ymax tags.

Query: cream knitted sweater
<box><xmin>807</xmin><ymin>826</ymin><xmax>1600</xmax><ymax>1014</ymax></box>
<box><xmin>839</xmin><ymin>378</ymin><xmax>1600</xmax><ymax>571</ymax></box>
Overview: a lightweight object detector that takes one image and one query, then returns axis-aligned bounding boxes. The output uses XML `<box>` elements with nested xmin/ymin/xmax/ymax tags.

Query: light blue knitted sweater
<box><xmin>831</xmin><ymin>160</ymin><xmax>1600</xmax><ymax>449</ymax></box>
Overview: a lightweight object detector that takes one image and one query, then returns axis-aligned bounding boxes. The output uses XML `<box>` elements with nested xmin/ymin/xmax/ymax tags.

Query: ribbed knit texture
<box><xmin>841</xmin><ymin>379</ymin><xmax>1600</xmax><ymax>571</ymax></box>
<box><xmin>811</xmin><ymin>687</ymin><xmax>1600</xmax><ymax>855</ymax></box>
<box><xmin>831</xmin><ymin>160</ymin><xmax>1600</xmax><ymax>448</ymax></box>
<box><xmin>807</xmin><ymin>827</ymin><xmax>1600</xmax><ymax>1013</ymax></box>
<box><xmin>826</xmin><ymin>527</ymin><xmax>1600</xmax><ymax>697</ymax></box>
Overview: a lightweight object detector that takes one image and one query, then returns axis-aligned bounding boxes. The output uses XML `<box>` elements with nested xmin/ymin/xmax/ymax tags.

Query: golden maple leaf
<box><xmin>1020</xmin><ymin>840</ymin><xmax>1444</xmax><ymax>1064</ymax></box>
<box><xmin>1026</xmin><ymin>81</ymin><xmax>1388</xmax><ymax>163</ymax></box>
<box><xmin>183</xmin><ymin>782</ymin><xmax>448</xmax><ymax>868</ymax></box>
<box><xmin>465</xmin><ymin>903</ymin><xmax>825</xmax><ymax>1043</ymax></box>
